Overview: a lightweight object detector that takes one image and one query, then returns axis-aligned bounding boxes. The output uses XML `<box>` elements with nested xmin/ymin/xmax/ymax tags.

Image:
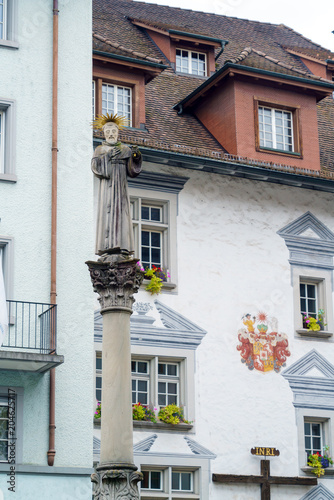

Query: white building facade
<box><xmin>0</xmin><ymin>1</ymin><xmax>94</xmax><ymax>498</ymax></box>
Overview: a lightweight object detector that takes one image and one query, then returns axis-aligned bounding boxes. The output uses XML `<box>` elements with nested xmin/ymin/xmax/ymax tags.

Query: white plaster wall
<box><xmin>134</xmin><ymin>162</ymin><xmax>334</xmax><ymax>498</ymax></box>
<box><xmin>0</xmin><ymin>0</ymin><xmax>94</xmax><ymax>480</ymax></box>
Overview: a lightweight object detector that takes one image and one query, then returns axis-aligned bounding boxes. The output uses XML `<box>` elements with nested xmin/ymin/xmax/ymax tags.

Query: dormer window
<box><xmin>101</xmin><ymin>82</ymin><xmax>132</xmax><ymax>126</ymax></box>
<box><xmin>258</xmin><ymin>106</ymin><xmax>293</xmax><ymax>152</ymax></box>
<box><xmin>254</xmin><ymin>98</ymin><xmax>302</xmax><ymax>157</ymax></box>
<box><xmin>176</xmin><ymin>49</ymin><xmax>206</xmax><ymax>76</ymax></box>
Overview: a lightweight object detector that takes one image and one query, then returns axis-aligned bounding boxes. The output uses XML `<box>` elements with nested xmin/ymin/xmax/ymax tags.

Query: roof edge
<box><xmin>93</xmin><ymin>50</ymin><xmax>167</xmax><ymax>69</ymax></box>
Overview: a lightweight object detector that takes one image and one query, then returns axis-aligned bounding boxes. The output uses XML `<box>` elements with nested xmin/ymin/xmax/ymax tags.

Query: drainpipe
<box><xmin>48</xmin><ymin>0</ymin><xmax>58</xmax><ymax>467</ymax></box>
<box><xmin>215</xmin><ymin>40</ymin><xmax>229</xmax><ymax>64</ymax></box>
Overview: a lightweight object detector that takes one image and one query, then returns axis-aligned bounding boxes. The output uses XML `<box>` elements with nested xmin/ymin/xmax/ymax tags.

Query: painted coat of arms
<box><xmin>237</xmin><ymin>312</ymin><xmax>290</xmax><ymax>373</ymax></box>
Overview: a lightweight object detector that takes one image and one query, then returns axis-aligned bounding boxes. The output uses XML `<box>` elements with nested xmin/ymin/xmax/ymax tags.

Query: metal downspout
<box><xmin>48</xmin><ymin>0</ymin><xmax>58</xmax><ymax>467</ymax></box>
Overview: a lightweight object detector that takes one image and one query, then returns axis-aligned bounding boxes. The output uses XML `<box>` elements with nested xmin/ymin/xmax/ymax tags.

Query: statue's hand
<box><xmin>107</xmin><ymin>147</ymin><xmax>121</xmax><ymax>159</ymax></box>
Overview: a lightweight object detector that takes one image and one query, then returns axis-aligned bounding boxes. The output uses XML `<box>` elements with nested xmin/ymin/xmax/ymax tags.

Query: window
<box><xmin>304</xmin><ymin>421</ymin><xmax>323</xmax><ymax>456</ymax></box>
<box><xmin>0</xmin><ymin>0</ymin><xmax>18</xmax><ymax>47</ymax></box>
<box><xmin>141</xmin><ymin>470</ymin><xmax>163</xmax><ymax>490</ymax></box>
<box><xmin>132</xmin><ymin>357</ymin><xmax>181</xmax><ymax>411</ymax></box>
<box><xmin>172</xmin><ymin>471</ymin><xmax>192</xmax><ymax>492</ymax></box>
<box><xmin>176</xmin><ymin>49</ymin><xmax>206</xmax><ymax>76</ymax></box>
<box><xmin>0</xmin><ymin>237</ymin><xmax>13</xmax><ymax>298</ymax></box>
<box><xmin>258</xmin><ymin>106</ymin><xmax>293</xmax><ymax>152</ymax></box>
<box><xmin>131</xmin><ymin>197</ymin><xmax>169</xmax><ymax>275</ymax></box>
<box><xmin>0</xmin><ymin>99</ymin><xmax>16</xmax><ymax>181</ymax></box>
<box><xmin>140</xmin><ymin>467</ymin><xmax>199</xmax><ymax>499</ymax></box>
<box><xmin>132</xmin><ymin>360</ymin><xmax>149</xmax><ymax>405</ymax></box>
<box><xmin>101</xmin><ymin>83</ymin><xmax>131</xmax><ymax>126</ymax></box>
<box><xmin>278</xmin><ymin>212</ymin><xmax>334</xmax><ymax>337</ymax></box>
<box><xmin>0</xmin><ymin>387</ymin><xmax>23</xmax><ymax>464</ymax></box>
<box><xmin>95</xmin><ymin>352</ymin><xmax>102</xmax><ymax>403</ymax></box>
<box><xmin>300</xmin><ymin>282</ymin><xmax>317</xmax><ymax>318</ymax></box>
<box><xmin>158</xmin><ymin>362</ymin><xmax>179</xmax><ymax>406</ymax></box>
<box><xmin>254</xmin><ymin>98</ymin><xmax>301</xmax><ymax>156</ymax></box>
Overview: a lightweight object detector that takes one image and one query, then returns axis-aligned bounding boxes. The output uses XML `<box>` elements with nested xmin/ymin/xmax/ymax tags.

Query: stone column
<box><xmin>87</xmin><ymin>257</ymin><xmax>144</xmax><ymax>500</ymax></box>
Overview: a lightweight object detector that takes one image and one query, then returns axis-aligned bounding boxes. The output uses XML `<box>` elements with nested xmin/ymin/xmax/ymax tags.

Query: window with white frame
<box><xmin>0</xmin><ymin>99</ymin><xmax>16</xmax><ymax>179</ymax></box>
<box><xmin>158</xmin><ymin>361</ymin><xmax>179</xmax><ymax>406</ymax></box>
<box><xmin>101</xmin><ymin>82</ymin><xmax>132</xmax><ymax>126</ymax></box>
<box><xmin>131</xmin><ymin>197</ymin><xmax>169</xmax><ymax>274</ymax></box>
<box><xmin>140</xmin><ymin>467</ymin><xmax>198</xmax><ymax>499</ymax></box>
<box><xmin>0</xmin><ymin>0</ymin><xmax>7</xmax><ymax>39</ymax></box>
<box><xmin>258</xmin><ymin>106</ymin><xmax>293</xmax><ymax>152</ymax></box>
<box><xmin>176</xmin><ymin>49</ymin><xmax>206</xmax><ymax>76</ymax></box>
<box><xmin>300</xmin><ymin>281</ymin><xmax>318</xmax><ymax>318</ymax></box>
<box><xmin>304</xmin><ymin>420</ymin><xmax>323</xmax><ymax>457</ymax></box>
<box><xmin>0</xmin><ymin>237</ymin><xmax>13</xmax><ymax>299</ymax></box>
<box><xmin>132</xmin><ymin>356</ymin><xmax>181</xmax><ymax>410</ymax></box>
<box><xmin>0</xmin><ymin>0</ymin><xmax>17</xmax><ymax>46</ymax></box>
<box><xmin>132</xmin><ymin>360</ymin><xmax>149</xmax><ymax>405</ymax></box>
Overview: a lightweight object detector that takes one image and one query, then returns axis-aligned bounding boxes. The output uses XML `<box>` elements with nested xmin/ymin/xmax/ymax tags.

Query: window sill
<box><xmin>0</xmin><ymin>173</ymin><xmax>17</xmax><ymax>183</ymax></box>
<box><xmin>94</xmin><ymin>418</ymin><xmax>193</xmax><ymax>432</ymax></box>
<box><xmin>0</xmin><ymin>40</ymin><xmax>19</xmax><ymax>49</ymax></box>
<box><xmin>296</xmin><ymin>329</ymin><xmax>333</xmax><ymax>339</ymax></box>
<box><xmin>257</xmin><ymin>147</ymin><xmax>302</xmax><ymax>159</ymax></box>
<box><xmin>301</xmin><ymin>466</ymin><xmax>334</xmax><ymax>476</ymax></box>
<box><xmin>142</xmin><ymin>279</ymin><xmax>177</xmax><ymax>291</ymax></box>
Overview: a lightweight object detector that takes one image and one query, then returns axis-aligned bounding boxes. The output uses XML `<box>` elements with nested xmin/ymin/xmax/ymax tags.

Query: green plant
<box><xmin>137</xmin><ymin>264</ymin><xmax>170</xmax><ymax>295</ymax></box>
<box><xmin>158</xmin><ymin>404</ymin><xmax>190</xmax><ymax>425</ymax></box>
<box><xmin>307</xmin><ymin>453</ymin><xmax>324</xmax><ymax>477</ymax></box>
<box><xmin>94</xmin><ymin>402</ymin><xmax>101</xmax><ymax>419</ymax></box>
<box><xmin>132</xmin><ymin>403</ymin><xmax>157</xmax><ymax>422</ymax></box>
<box><xmin>303</xmin><ymin>309</ymin><xmax>327</xmax><ymax>331</ymax></box>
<box><xmin>307</xmin><ymin>447</ymin><xmax>333</xmax><ymax>477</ymax></box>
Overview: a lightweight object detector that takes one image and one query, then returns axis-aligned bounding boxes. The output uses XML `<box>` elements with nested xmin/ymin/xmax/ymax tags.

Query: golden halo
<box><xmin>92</xmin><ymin>113</ymin><xmax>127</xmax><ymax>130</ymax></box>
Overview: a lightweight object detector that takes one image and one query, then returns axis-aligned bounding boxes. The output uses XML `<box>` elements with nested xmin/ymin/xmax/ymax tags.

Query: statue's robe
<box><xmin>91</xmin><ymin>143</ymin><xmax>142</xmax><ymax>255</ymax></box>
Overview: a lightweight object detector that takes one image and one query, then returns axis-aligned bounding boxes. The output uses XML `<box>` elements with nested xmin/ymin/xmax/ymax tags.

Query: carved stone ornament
<box><xmin>91</xmin><ymin>468</ymin><xmax>143</xmax><ymax>500</ymax></box>
<box><xmin>86</xmin><ymin>259</ymin><xmax>144</xmax><ymax>313</ymax></box>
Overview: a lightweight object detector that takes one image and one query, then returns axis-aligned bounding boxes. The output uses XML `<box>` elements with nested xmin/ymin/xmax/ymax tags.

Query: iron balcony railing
<box><xmin>2</xmin><ymin>300</ymin><xmax>57</xmax><ymax>354</ymax></box>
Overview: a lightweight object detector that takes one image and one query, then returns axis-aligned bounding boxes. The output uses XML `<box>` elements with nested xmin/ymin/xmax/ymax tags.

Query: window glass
<box><xmin>176</xmin><ymin>48</ymin><xmax>206</xmax><ymax>76</ymax></box>
<box><xmin>102</xmin><ymin>83</ymin><xmax>131</xmax><ymax>126</ymax></box>
<box><xmin>304</xmin><ymin>421</ymin><xmax>322</xmax><ymax>456</ymax></box>
<box><xmin>172</xmin><ymin>471</ymin><xmax>192</xmax><ymax>491</ymax></box>
<box><xmin>258</xmin><ymin>106</ymin><xmax>293</xmax><ymax>152</ymax></box>
<box><xmin>300</xmin><ymin>282</ymin><xmax>317</xmax><ymax>317</ymax></box>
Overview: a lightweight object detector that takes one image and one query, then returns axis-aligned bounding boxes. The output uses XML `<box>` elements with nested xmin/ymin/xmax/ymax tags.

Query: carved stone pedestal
<box><xmin>87</xmin><ymin>257</ymin><xmax>144</xmax><ymax>499</ymax></box>
<box><xmin>91</xmin><ymin>464</ymin><xmax>143</xmax><ymax>500</ymax></box>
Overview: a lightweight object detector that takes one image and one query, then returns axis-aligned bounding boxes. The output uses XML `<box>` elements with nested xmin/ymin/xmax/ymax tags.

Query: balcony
<box><xmin>0</xmin><ymin>300</ymin><xmax>64</xmax><ymax>373</ymax></box>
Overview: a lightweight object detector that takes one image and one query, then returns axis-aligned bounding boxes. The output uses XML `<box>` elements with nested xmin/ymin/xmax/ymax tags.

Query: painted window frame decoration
<box><xmin>254</xmin><ymin>97</ymin><xmax>302</xmax><ymax>158</ymax></box>
<box><xmin>94</xmin><ymin>300</ymin><xmax>207</xmax><ymax>426</ymax></box>
<box><xmin>282</xmin><ymin>350</ymin><xmax>334</xmax><ymax>474</ymax></box>
<box><xmin>237</xmin><ymin>311</ymin><xmax>290</xmax><ymax>373</ymax></box>
<box><xmin>128</xmin><ymin>171</ymin><xmax>189</xmax><ymax>289</ymax></box>
<box><xmin>277</xmin><ymin>211</ymin><xmax>334</xmax><ymax>339</ymax></box>
<box><xmin>175</xmin><ymin>48</ymin><xmax>206</xmax><ymax>76</ymax></box>
<box><xmin>131</xmin><ymin>198</ymin><xmax>168</xmax><ymax>272</ymax></box>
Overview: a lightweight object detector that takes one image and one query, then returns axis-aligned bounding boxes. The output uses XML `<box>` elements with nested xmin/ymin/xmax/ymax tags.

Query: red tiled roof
<box><xmin>93</xmin><ymin>0</ymin><xmax>334</xmax><ymax>178</ymax></box>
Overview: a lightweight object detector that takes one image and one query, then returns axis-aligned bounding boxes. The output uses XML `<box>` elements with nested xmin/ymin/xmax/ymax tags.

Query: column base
<box><xmin>91</xmin><ymin>464</ymin><xmax>143</xmax><ymax>500</ymax></box>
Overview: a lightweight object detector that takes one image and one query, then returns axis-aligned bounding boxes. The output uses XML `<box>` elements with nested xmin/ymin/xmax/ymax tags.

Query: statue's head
<box><xmin>103</xmin><ymin>122</ymin><xmax>119</xmax><ymax>145</ymax></box>
<box><xmin>92</xmin><ymin>113</ymin><xmax>127</xmax><ymax>145</ymax></box>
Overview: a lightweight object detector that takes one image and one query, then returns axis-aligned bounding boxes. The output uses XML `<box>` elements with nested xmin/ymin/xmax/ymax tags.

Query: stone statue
<box><xmin>92</xmin><ymin>114</ymin><xmax>142</xmax><ymax>258</ymax></box>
